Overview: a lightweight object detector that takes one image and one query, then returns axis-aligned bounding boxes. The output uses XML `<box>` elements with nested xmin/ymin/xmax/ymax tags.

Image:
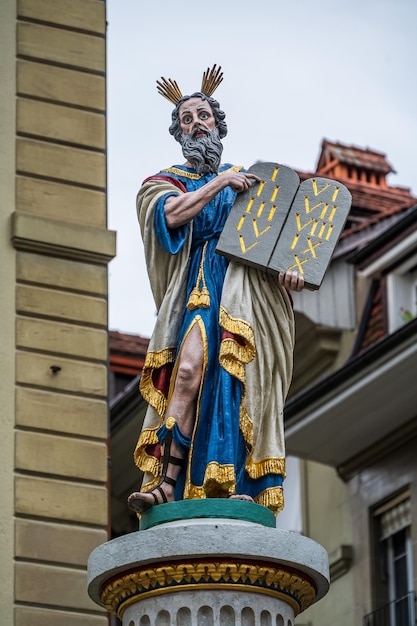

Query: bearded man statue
<box><xmin>128</xmin><ymin>67</ymin><xmax>304</xmax><ymax>516</ymax></box>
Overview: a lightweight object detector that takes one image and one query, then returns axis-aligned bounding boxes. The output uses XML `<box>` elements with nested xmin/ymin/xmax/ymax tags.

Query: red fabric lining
<box><xmin>142</xmin><ymin>174</ymin><xmax>187</xmax><ymax>194</ymax></box>
<box><xmin>152</xmin><ymin>362</ymin><xmax>174</xmax><ymax>396</ymax></box>
<box><xmin>221</xmin><ymin>330</ymin><xmax>246</xmax><ymax>346</ymax></box>
<box><xmin>145</xmin><ymin>443</ymin><xmax>161</xmax><ymax>461</ymax></box>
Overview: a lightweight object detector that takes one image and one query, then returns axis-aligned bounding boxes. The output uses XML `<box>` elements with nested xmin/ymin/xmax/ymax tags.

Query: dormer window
<box><xmin>387</xmin><ymin>263</ymin><xmax>417</xmax><ymax>332</ymax></box>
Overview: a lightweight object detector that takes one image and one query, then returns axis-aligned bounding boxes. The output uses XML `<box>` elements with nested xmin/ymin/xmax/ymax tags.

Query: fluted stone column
<box><xmin>88</xmin><ymin>500</ymin><xmax>329</xmax><ymax>625</ymax></box>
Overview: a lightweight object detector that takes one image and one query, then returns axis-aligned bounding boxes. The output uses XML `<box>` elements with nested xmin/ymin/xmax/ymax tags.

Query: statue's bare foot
<box><xmin>229</xmin><ymin>494</ymin><xmax>254</xmax><ymax>502</ymax></box>
<box><xmin>127</xmin><ymin>482</ymin><xmax>174</xmax><ymax>514</ymax></box>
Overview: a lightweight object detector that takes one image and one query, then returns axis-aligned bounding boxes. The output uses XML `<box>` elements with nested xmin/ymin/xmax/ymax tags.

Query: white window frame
<box><xmin>386</xmin><ymin>259</ymin><xmax>417</xmax><ymax>333</ymax></box>
<box><xmin>359</xmin><ymin>229</ymin><xmax>417</xmax><ymax>334</ymax></box>
<box><xmin>386</xmin><ymin>527</ymin><xmax>414</xmax><ymax>626</ymax></box>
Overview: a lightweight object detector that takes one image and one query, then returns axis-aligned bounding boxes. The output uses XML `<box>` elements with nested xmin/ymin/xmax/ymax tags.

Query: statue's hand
<box><xmin>226</xmin><ymin>172</ymin><xmax>260</xmax><ymax>193</ymax></box>
<box><xmin>278</xmin><ymin>271</ymin><xmax>305</xmax><ymax>292</ymax></box>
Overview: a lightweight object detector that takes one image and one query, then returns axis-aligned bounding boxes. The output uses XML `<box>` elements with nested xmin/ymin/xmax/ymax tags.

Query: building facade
<box><xmin>0</xmin><ymin>1</ymin><xmax>115</xmax><ymax>623</ymax></box>
<box><xmin>286</xmin><ymin>142</ymin><xmax>417</xmax><ymax>626</ymax></box>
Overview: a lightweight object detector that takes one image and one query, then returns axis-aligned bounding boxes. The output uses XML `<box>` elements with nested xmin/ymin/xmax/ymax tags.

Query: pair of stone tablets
<box><xmin>216</xmin><ymin>162</ymin><xmax>352</xmax><ymax>290</ymax></box>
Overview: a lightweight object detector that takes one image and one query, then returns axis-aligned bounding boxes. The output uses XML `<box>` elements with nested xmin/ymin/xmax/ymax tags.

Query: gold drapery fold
<box><xmin>133</xmin><ymin>427</ymin><xmax>160</xmax><ymax>477</ymax></box>
<box><xmin>219</xmin><ymin>306</ymin><xmax>256</xmax><ymax>369</ymax></box>
<box><xmin>187</xmin><ymin>461</ymin><xmax>236</xmax><ymax>499</ymax></box>
<box><xmin>245</xmin><ymin>456</ymin><xmax>286</xmax><ymax>480</ymax></box>
<box><xmin>255</xmin><ymin>486</ymin><xmax>284</xmax><ymax>514</ymax></box>
<box><xmin>239</xmin><ymin>405</ymin><xmax>254</xmax><ymax>450</ymax></box>
<box><xmin>219</xmin><ymin>305</ymin><xmax>256</xmax><ymax>450</ymax></box>
<box><xmin>139</xmin><ymin>346</ymin><xmax>176</xmax><ymax>416</ymax></box>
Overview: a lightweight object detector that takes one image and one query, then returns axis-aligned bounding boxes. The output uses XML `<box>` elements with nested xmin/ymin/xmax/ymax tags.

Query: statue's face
<box><xmin>178</xmin><ymin>97</ymin><xmax>216</xmax><ymax>139</ymax></box>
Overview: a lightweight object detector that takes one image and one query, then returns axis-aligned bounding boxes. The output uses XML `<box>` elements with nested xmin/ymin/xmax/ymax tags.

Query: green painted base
<box><xmin>139</xmin><ymin>498</ymin><xmax>276</xmax><ymax>530</ymax></box>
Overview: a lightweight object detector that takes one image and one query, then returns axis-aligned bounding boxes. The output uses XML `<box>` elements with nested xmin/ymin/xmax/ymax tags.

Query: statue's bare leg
<box><xmin>128</xmin><ymin>323</ymin><xmax>204</xmax><ymax>513</ymax></box>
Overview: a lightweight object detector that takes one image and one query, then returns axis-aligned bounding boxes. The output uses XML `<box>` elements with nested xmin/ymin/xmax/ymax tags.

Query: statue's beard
<box><xmin>181</xmin><ymin>128</ymin><xmax>223</xmax><ymax>174</ymax></box>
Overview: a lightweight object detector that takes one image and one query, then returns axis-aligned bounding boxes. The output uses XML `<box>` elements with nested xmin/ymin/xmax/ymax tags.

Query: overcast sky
<box><xmin>106</xmin><ymin>0</ymin><xmax>417</xmax><ymax>338</ymax></box>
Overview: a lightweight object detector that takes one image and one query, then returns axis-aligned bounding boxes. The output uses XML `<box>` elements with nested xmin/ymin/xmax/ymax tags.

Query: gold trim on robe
<box><xmin>255</xmin><ymin>486</ymin><xmax>284</xmax><ymax>513</ymax></box>
<box><xmin>161</xmin><ymin>165</ymin><xmax>244</xmax><ymax>180</ymax></box>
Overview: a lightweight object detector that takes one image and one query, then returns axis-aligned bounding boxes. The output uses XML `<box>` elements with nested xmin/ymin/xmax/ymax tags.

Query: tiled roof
<box><xmin>316</xmin><ymin>139</ymin><xmax>395</xmax><ymax>175</ymax></box>
<box><xmin>109</xmin><ymin>330</ymin><xmax>149</xmax><ymax>376</ymax></box>
<box><xmin>298</xmin><ymin>140</ymin><xmax>417</xmax><ymax>240</ymax></box>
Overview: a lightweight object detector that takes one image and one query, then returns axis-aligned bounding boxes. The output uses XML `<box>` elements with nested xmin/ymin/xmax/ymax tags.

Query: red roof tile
<box><xmin>316</xmin><ymin>140</ymin><xmax>395</xmax><ymax>175</ymax></box>
<box><xmin>109</xmin><ymin>331</ymin><xmax>149</xmax><ymax>376</ymax></box>
<box><xmin>298</xmin><ymin>140</ymin><xmax>417</xmax><ymax>240</ymax></box>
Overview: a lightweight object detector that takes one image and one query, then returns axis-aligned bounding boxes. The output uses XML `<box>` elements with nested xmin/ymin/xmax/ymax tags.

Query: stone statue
<box><xmin>127</xmin><ymin>66</ymin><xmax>304</xmax><ymax>516</ymax></box>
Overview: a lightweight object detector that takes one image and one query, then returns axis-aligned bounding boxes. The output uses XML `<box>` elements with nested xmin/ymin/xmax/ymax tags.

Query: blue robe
<box><xmin>149</xmin><ymin>164</ymin><xmax>284</xmax><ymax>501</ymax></box>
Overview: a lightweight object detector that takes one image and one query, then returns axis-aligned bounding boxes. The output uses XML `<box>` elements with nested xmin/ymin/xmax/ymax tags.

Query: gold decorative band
<box><xmin>101</xmin><ymin>561</ymin><xmax>316</xmax><ymax>618</ymax></box>
<box><xmin>161</xmin><ymin>167</ymin><xmax>204</xmax><ymax>180</ymax></box>
<box><xmin>160</xmin><ymin>165</ymin><xmax>244</xmax><ymax>180</ymax></box>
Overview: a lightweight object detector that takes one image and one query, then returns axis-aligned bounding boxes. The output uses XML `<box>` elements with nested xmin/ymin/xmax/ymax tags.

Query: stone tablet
<box><xmin>216</xmin><ymin>162</ymin><xmax>300</xmax><ymax>270</ymax></box>
<box><xmin>268</xmin><ymin>177</ymin><xmax>352</xmax><ymax>289</ymax></box>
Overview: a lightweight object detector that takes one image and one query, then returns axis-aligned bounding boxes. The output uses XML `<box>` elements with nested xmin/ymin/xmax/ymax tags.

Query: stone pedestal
<box><xmin>88</xmin><ymin>500</ymin><xmax>329</xmax><ymax>625</ymax></box>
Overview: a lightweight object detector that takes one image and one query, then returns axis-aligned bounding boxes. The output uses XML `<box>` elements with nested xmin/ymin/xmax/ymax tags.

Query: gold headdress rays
<box><xmin>156</xmin><ymin>64</ymin><xmax>224</xmax><ymax>106</ymax></box>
